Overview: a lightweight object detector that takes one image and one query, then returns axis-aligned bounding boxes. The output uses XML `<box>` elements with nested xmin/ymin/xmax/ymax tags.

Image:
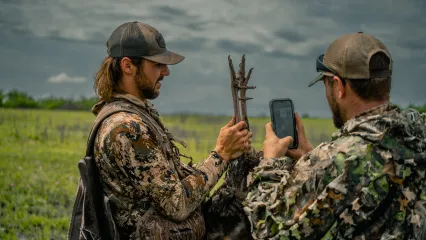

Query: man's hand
<box><xmin>263</xmin><ymin>122</ymin><xmax>293</xmax><ymax>159</ymax></box>
<box><xmin>215</xmin><ymin>117</ymin><xmax>253</xmax><ymax>162</ymax></box>
<box><xmin>286</xmin><ymin>113</ymin><xmax>314</xmax><ymax>160</ymax></box>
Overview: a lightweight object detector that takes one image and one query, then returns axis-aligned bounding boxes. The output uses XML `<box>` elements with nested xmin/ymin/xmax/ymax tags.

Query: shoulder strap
<box><xmin>86</xmin><ymin>101</ymin><xmax>192</xmax><ymax>179</ymax></box>
<box><xmin>85</xmin><ymin>105</ymin><xmax>139</xmax><ymax>157</ymax></box>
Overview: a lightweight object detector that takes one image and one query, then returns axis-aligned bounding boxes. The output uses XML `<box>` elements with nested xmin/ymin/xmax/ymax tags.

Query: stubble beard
<box><xmin>329</xmin><ymin>92</ymin><xmax>345</xmax><ymax>129</ymax></box>
<box><xmin>134</xmin><ymin>72</ymin><xmax>162</xmax><ymax>100</ymax></box>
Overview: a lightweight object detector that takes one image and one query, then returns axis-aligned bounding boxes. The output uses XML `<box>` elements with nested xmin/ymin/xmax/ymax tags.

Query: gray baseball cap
<box><xmin>106</xmin><ymin>21</ymin><xmax>184</xmax><ymax>65</ymax></box>
<box><xmin>309</xmin><ymin>32</ymin><xmax>392</xmax><ymax>87</ymax></box>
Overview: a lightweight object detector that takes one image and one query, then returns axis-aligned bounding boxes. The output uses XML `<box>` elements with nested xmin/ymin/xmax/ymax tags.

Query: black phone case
<box><xmin>269</xmin><ymin>98</ymin><xmax>299</xmax><ymax>149</ymax></box>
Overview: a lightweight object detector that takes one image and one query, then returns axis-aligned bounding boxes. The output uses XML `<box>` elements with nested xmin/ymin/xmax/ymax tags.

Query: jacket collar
<box><xmin>91</xmin><ymin>93</ymin><xmax>153</xmax><ymax>116</ymax></box>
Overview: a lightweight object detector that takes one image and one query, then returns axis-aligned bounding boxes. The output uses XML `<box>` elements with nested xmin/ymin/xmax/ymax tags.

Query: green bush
<box><xmin>0</xmin><ymin>90</ymin><xmax>3</xmax><ymax>107</ymax></box>
<box><xmin>408</xmin><ymin>104</ymin><xmax>426</xmax><ymax>113</ymax></box>
<box><xmin>0</xmin><ymin>88</ymin><xmax>425</xmax><ymax>115</ymax></box>
<box><xmin>38</xmin><ymin>98</ymin><xmax>69</xmax><ymax>110</ymax></box>
<box><xmin>1</xmin><ymin>89</ymin><xmax>99</xmax><ymax>111</ymax></box>
<box><xmin>3</xmin><ymin>90</ymin><xmax>39</xmax><ymax>109</ymax></box>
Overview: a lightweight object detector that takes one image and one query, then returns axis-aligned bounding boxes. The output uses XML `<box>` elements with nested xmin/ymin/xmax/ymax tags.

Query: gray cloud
<box><xmin>0</xmin><ymin>0</ymin><xmax>425</xmax><ymax>118</ymax></box>
<box><xmin>46</xmin><ymin>30</ymin><xmax>106</xmax><ymax>45</ymax></box>
<box><xmin>274</xmin><ymin>29</ymin><xmax>306</xmax><ymax>43</ymax></box>
<box><xmin>216</xmin><ymin>40</ymin><xmax>263</xmax><ymax>54</ymax></box>
<box><xmin>264</xmin><ymin>50</ymin><xmax>305</xmax><ymax>60</ymax></box>
<box><xmin>156</xmin><ymin>6</ymin><xmax>187</xmax><ymax>18</ymax></box>
<box><xmin>185</xmin><ymin>22</ymin><xmax>206</xmax><ymax>31</ymax></box>
<box><xmin>397</xmin><ymin>39</ymin><xmax>426</xmax><ymax>52</ymax></box>
<box><xmin>168</xmin><ymin>37</ymin><xmax>209</xmax><ymax>52</ymax></box>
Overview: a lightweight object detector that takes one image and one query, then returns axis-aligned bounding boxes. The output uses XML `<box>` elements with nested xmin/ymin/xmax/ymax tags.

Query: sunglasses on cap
<box><xmin>309</xmin><ymin>54</ymin><xmax>339</xmax><ymax>87</ymax></box>
<box><xmin>316</xmin><ymin>54</ymin><xmax>339</xmax><ymax>76</ymax></box>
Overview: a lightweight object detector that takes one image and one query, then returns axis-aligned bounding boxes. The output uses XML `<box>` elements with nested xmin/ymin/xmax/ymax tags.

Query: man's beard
<box><xmin>134</xmin><ymin>72</ymin><xmax>162</xmax><ymax>100</ymax></box>
<box><xmin>328</xmin><ymin>92</ymin><xmax>345</xmax><ymax>129</ymax></box>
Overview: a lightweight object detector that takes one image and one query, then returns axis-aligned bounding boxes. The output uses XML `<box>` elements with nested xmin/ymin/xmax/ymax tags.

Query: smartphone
<box><xmin>269</xmin><ymin>98</ymin><xmax>298</xmax><ymax>149</ymax></box>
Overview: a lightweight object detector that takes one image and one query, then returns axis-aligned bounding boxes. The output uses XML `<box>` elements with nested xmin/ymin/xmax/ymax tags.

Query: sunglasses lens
<box><xmin>316</xmin><ymin>54</ymin><xmax>326</xmax><ymax>72</ymax></box>
<box><xmin>316</xmin><ymin>54</ymin><xmax>336</xmax><ymax>75</ymax></box>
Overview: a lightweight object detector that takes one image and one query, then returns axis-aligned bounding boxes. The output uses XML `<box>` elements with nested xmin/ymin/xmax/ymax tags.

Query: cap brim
<box><xmin>308</xmin><ymin>72</ymin><xmax>333</xmax><ymax>87</ymax></box>
<box><xmin>142</xmin><ymin>50</ymin><xmax>185</xmax><ymax>65</ymax></box>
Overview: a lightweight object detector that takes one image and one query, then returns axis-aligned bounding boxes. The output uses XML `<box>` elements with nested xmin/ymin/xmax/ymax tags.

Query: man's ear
<box><xmin>333</xmin><ymin>76</ymin><xmax>345</xmax><ymax>99</ymax></box>
<box><xmin>120</xmin><ymin>57</ymin><xmax>133</xmax><ymax>74</ymax></box>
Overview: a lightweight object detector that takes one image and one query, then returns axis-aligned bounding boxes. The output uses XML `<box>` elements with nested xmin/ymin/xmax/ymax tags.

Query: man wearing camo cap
<box><xmin>244</xmin><ymin>32</ymin><xmax>426</xmax><ymax>239</ymax></box>
<box><xmin>69</xmin><ymin>21</ymin><xmax>253</xmax><ymax>239</ymax></box>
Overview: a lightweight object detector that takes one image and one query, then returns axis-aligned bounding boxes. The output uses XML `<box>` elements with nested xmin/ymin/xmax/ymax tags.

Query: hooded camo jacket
<box><xmin>244</xmin><ymin>104</ymin><xmax>426</xmax><ymax>239</ymax></box>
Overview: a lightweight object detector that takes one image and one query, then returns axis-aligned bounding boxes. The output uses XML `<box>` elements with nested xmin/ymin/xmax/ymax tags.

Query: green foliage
<box><xmin>0</xmin><ymin>108</ymin><xmax>335</xmax><ymax>239</ymax></box>
<box><xmin>1</xmin><ymin>89</ymin><xmax>426</xmax><ymax>115</ymax></box>
<box><xmin>1</xmin><ymin>89</ymin><xmax>98</xmax><ymax>111</ymax></box>
<box><xmin>0</xmin><ymin>90</ymin><xmax>3</xmax><ymax>107</ymax></box>
<box><xmin>3</xmin><ymin>90</ymin><xmax>39</xmax><ymax>109</ymax></box>
<box><xmin>408</xmin><ymin>104</ymin><xmax>426</xmax><ymax>113</ymax></box>
<box><xmin>0</xmin><ymin>109</ymin><xmax>93</xmax><ymax>240</ymax></box>
<box><xmin>73</xmin><ymin>96</ymin><xmax>99</xmax><ymax>111</ymax></box>
<box><xmin>38</xmin><ymin>98</ymin><xmax>69</xmax><ymax>109</ymax></box>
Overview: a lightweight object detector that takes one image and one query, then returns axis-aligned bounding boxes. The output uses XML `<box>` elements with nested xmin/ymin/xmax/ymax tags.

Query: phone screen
<box><xmin>270</xmin><ymin>99</ymin><xmax>298</xmax><ymax>148</ymax></box>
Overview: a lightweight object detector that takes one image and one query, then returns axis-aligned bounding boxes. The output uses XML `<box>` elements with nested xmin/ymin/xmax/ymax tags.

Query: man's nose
<box><xmin>162</xmin><ymin>65</ymin><xmax>170</xmax><ymax>76</ymax></box>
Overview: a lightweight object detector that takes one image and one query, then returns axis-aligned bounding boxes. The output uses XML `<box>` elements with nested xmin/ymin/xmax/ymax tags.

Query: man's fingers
<box><xmin>239</xmin><ymin>129</ymin><xmax>249</xmax><ymax>137</ymax></box>
<box><xmin>241</xmin><ymin>132</ymin><xmax>253</xmax><ymax>143</ymax></box>
<box><xmin>286</xmin><ymin>149</ymin><xmax>295</xmax><ymax>155</ymax></box>
<box><xmin>231</xmin><ymin>120</ymin><xmax>247</xmax><ymax>131</ymax></box>
<box><xmin>280</xmin><ymin>136</ymin><xmax>293</xmax><ymax>147</ymax></box>
<box><xmin>286</xmin><ymin>149</ymin><xmax>300</xmax><ymax>160</ymax></box>
<box><xmin>295</xmin><ymin>112</ymin><xmax>305</xmax><ymax>134</ymax></box>
<box><xmin>265</xmin><ymin>122</ymin><xmax>276</xmax><ymax>139</ymax></box>
<box><xmin>225</xmin><ymin>116</ymin><xmax>236</xmax><ymax>127</ymax></box>
<box><xmin>247</xmin><ymin>131</ymin><xmax>253</xmax><ymax>139</ymax></box>
<box><xmin>240</xmin><ymin>131</ymin><xmax>252</xmax><ymax>142</ymax></box>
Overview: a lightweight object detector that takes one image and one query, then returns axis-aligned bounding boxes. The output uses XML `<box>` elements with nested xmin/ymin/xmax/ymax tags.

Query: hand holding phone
<box><xmin>286</xmin><ymin>112</ymin><xmax>314</xmax><ymax>159</ymax></box>
<box><xmin>269</xmin><ymin>98</ymin><xmax>298</xmax><ymax>149</ymax></box>
<box><xmin>263</xmin><ymin>122</ymin><xmax>294</xmax><ymax>158</ymax></box>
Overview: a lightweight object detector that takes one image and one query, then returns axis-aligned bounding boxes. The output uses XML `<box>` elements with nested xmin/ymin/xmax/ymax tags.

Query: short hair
<box><xmin>327</xmin><ymin>52</ymin><xmax>392</xmax><ymax>101</ymax></box>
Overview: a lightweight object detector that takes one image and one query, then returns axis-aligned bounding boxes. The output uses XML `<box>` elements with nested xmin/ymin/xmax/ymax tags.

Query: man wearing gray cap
<box><xmin>67</xmin><ymin>21</ymin><xmax>252</xmax><ymax>239</ymax></box>
<box><xmin>244</xmin><ymin>32</ymin><xmax>426</xmax><ymax>239</ymax></box>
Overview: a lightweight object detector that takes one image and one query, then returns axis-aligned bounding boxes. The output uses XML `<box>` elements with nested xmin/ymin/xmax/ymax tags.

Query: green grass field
<box><xmin>0</xmin><ymin>108</ymin><xmax>335</xmax><ymax>240</ymax></box>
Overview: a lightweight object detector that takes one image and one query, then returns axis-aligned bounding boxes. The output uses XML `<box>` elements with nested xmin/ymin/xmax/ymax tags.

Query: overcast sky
<box><xmin>0</xmin><ymin>0</ymin><xmax>425</xmax><ymax>117</ymax></box>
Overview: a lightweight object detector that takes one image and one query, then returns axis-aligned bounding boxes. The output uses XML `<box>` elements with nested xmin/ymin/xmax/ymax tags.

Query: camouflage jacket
<box><xmin>244</xmin><ymin>104</ymin><xmax>426</xmax><ymax>239</ymax></box>
<box><xmin>91</xmin><ymin>94</ymin><xmax>228</xmax><ymax>239</ymax></box>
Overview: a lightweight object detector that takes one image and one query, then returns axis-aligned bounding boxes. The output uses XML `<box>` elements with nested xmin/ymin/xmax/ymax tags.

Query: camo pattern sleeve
<box><xmin>244</xmin><ymin>135</ymin><xmax>397</xmax><ymax>239</ymax></box>
<box><xmin>95</xmin><ymin>112</ymin><xmax>228</xmax><ymax>222</ymax></box>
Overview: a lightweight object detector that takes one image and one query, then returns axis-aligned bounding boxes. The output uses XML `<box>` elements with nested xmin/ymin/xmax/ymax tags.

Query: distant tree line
<box><xmin>0</xmin><ymin>89</ymin><xmax>425</xmax><ymax>114</ymax></box>
<box><xmin>0</xmin><ymin>89</ymin><xmax>98</xmax><ymax>111</ymax></box>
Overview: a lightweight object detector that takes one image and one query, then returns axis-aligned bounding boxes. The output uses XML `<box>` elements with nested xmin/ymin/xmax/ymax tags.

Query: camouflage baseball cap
<box><xmin>106</xmin><ymin>21</ymin><xmax>184</xmax><ymax>65</ymax></box>
<box><xmin>309</xmin><ymin>32</ymin><xmax>392</xmax><ymax>87</ymax></box>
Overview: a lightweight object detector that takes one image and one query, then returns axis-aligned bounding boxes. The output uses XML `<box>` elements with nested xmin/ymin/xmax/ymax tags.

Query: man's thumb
<box><xmin>280</xmin><ymin>136</ymin><xmax>294</xmax><ymax>147</ymax></box>
<box><xmin>226</xmin><ymin>116</ymin><xmax>236</xmax><ymax>127</ymax></box>
<box><xmin>265</xmin><ymin>122</ymin><xmax>276</xmax><ymax>138</ymax></box>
